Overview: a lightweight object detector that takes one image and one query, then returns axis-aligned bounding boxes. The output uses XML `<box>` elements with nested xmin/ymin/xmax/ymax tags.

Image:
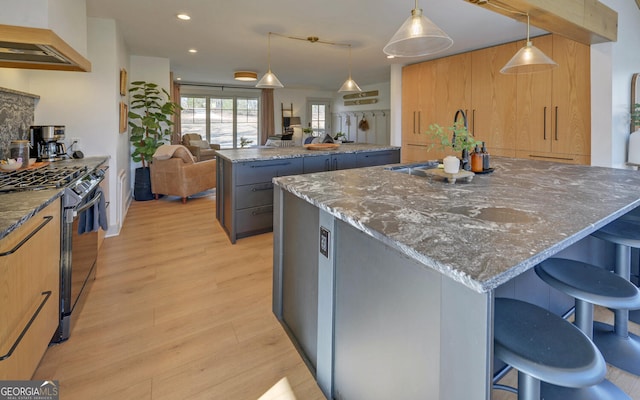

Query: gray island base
<box><xmin>272</xmin><ymin>157</ymin><xmax>640</xmax><ymax>400</ymax></box>
<box><xmin>215</xmin><ymin>144</ymin><xmax>399</xmax><ymax>243</ymax></box>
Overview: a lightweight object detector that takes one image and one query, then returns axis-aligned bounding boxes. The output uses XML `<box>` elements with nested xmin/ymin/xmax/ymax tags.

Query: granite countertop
<box><xmin>273</xmin><ymin>157</ymin><xmax>640</xmax><ymax>293</ymax></box>
<box><xmin>0</xmin><ymin>156</ymin><xmax>109</xmax><ymax>240</ymax></box>
<box><xmin>215</xmin><ymin>143</ymin><xmax>399</xmax><ymax>162</ymax></box>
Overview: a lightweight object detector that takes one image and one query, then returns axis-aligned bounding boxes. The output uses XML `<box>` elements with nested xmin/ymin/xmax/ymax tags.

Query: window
<box><xmin>180</xmin><ymin>94</ymin><xmax>259</xmax><ymax>148</ymax></box>
<box><xmin>307</xmin><ymin>99</ymin><xmax>331</xmax><ymax>137</ymax></box>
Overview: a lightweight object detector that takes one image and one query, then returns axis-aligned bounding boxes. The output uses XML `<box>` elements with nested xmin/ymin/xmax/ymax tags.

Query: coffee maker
<box><xmin>30</xmin><ymin>125</ymin><xmax>66</xmax><ymax>161</ymax></box>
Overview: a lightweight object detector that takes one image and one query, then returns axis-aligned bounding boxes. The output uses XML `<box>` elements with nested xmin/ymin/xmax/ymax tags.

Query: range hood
<box><xmin>0</xmin><ymin>24</ymin><xmax>91</xmax><ymax>72</ymax></box>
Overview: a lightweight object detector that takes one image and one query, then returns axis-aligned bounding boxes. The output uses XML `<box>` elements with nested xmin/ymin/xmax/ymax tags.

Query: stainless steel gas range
<box><xmin>0</xmin><ymin>162</ymin><xmax>106</xmax><ymax>342</ymax></box>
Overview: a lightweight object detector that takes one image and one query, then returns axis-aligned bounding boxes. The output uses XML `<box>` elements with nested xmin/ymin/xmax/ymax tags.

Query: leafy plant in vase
<box><xmin>424</xmin><ymin>122</ymin><xmax>481</xmax><ymax>173</ymax></box>
<box><xmin>128</xmin><ymin>81</ymin><xmax>180</xmax><ymax>200</ymax></box>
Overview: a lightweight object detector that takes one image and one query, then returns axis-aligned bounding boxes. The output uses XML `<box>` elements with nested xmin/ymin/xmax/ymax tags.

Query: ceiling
<box><xmin>86</xmin><ymin>0</ymin><xmax>547</xmax><ymax>91</ymax></box>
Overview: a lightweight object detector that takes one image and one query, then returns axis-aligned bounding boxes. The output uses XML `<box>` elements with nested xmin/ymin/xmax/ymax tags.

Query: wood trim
<box><xmin>0</xmin><ymin>24</ymin><xmax>91</xmax><ymax>72</ymax></box>
<box><xmin>465</xmin><ymin>0</ymin><xmax>617</xmax><ymax>45</ymax></box>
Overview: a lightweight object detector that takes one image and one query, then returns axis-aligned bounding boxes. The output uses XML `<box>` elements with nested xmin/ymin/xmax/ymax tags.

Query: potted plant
<box><xmin>128</xmin><ymin>81</ymin><xmax>180</xmax><ymax>200</ymax></box>
<box><xmin>631</xmin><ymin>103</ymin><xmax>640</xmax><ymax>131</ymax></box>
<box><xmin>424</xmin><ymin>122</ymin><xmax>481</xmax><ymax>171</ymax></box>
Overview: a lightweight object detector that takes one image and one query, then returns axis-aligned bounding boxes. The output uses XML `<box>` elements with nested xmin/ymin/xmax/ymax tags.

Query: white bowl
<box><xmin>0</xmin><ymin>162</ymin><xmax>20</xmax><ymax>171</ymax></box>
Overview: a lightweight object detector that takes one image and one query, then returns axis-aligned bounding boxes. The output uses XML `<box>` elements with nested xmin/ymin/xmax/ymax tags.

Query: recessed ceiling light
<box><xmin>177</xmin><ymin>14</ymin><xmax>191</xmax><ymax>20</ymax></box>
<box><xmin>176</xmin><ymin>77</ymin><xmax>182</xmax><ymax>81</ymax></box>
<box><xmin>234</xmin><ymin>71</ymin><xmax>258</xmax><ymax>81</ymax></box>
<box><xmin>386</xmin><ymin>55</ymin><xmax>395</xmax><ymax>59</ymax></box>
<box><xmin>188</xmin><ymin>49</ymin><xmax>197</xmax><ymax>53</ymax></box>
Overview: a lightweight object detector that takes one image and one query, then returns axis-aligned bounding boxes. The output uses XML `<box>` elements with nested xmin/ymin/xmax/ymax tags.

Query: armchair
<box><xmin>150</xmin><ymin>145</ymin><xmax>216</xmax><ymax>204</ymax></box>
<box><xmin>181</xmin><ymin>133</ymin><xmax>221</xmax><ymax>162</ymax></box>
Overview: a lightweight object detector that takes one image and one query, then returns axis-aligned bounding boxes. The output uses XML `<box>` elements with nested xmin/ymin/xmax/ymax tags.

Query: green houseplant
<box><xmin>424</xmin><ymin>122</ymin><xmax>481</xmax><ymax>172</ymax></box>
<box><xmin>631</xmin><ymin>103</ymin><xmax>640</xmax><ymax>130</ymax></box>
<box><xmin>128</xmin><ymin>81</ymin><xmax>180</xmax><ymax>200</ymax></box>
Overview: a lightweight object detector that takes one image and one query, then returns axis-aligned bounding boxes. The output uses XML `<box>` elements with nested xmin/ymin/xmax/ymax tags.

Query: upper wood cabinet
<box><xmin>471</xmin><ymin>42</ymin><xmax>518</xmax><ymax>157</ymax></box>
<box><xmin>515</xmin><ymin>35</ymin><xmax>591</xmax><ymax>164</ymax></box>
<box><xmin>401</xmin><ymin>34</ymin><xmax>591</xmax><ymax>165</ymax></box>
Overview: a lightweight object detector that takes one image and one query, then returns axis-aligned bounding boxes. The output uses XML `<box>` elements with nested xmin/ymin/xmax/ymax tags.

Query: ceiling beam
<box><xmin>465</xmin><ymin>0</ymin><xmax>617</xmax><ymax>45</ymax></box>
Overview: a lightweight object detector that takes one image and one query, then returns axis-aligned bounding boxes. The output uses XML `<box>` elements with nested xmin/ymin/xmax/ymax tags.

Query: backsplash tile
<box><xmin>0</xmin><ymin>87</ymin><xmax>39</xmax><ymax>159</ymax></box>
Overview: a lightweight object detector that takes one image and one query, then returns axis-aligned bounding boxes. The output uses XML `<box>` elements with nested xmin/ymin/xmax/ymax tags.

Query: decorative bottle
<box><xmin>481</xmin><ymin>142</ymin><xmax>490</xmax><ymax>171</ymax></box>
<box><xmin>471</xmin><ymin>144</ymin><xmax>483</xmax><ymax>172</ymax></box>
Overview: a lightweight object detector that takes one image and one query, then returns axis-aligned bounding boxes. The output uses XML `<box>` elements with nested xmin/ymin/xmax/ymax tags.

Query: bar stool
<box><xmin>494</xmin><ymin>297</ymin><xmax>606</xmax><ymax>400</ymax></box>
<box><xmin>535</xmin><ymin>258</ymin><xmax>638</xmax><ymax>399</ymax></box>
<box><xmin>591</xmin><ymin>218</ymin><xmax>640</xmax><ymax>375</ymax></box>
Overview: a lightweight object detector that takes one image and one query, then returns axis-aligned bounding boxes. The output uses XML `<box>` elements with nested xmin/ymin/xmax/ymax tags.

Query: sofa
<box><xmin>181</xmin><ymin>133</ymin><xmax>221</xmax><ymax>162</ymax></box>
<box><xmin>150</xmin><ymin>145</ymin><xmax>216</xmax><ymax>204</ymax></box>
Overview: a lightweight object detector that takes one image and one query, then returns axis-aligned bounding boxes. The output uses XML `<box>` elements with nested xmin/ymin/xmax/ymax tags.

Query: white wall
<box><xmin>127</xmin><ymin>55</ymin><xmax>171</xmax><ymax>181</ymax></box>
<box><xmin>274</xmin><ymin>88</ymin><xmax>334</xmax><ymax>145</ymax></box>
<box><xmin>594</xmin><ymin>0</ymin><xmax>640</xmax><ymax>168</ymax></box>
<box><xmin>0</xmin><ymin>0</ymin><xmax>88</xmax><ymax>57</ymax></box>
<box><xmin>331</xmin><ymin>82</ymin><xmax>391</xmax><ymax>145</ymax></box>
<box><xmin>26</xmin><ymin>17</ymin><xmax>128</xmax><ymax>236</ymax></box>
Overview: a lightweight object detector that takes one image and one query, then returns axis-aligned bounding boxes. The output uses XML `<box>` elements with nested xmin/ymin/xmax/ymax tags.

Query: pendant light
<box><xmin>338</xmin><ymin>45</ymin><xmax>361</xmax><ymax>93</ymax></box>
<box><xmin>500</xmin><ymin>13</ymin><xmax>558</xmax><ymax>74</ymax></box>
<box><xmin>383</xmin><ymin>0</ymin><xmax>453</xmax><ymax>57</ymax></box>
<box><xmin>256</xmin><ymin>32</ymin><xmax>284</xmax><ymax>88</ymax></box>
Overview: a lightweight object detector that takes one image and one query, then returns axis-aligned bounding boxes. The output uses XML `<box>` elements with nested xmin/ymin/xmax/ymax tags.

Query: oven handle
<box><xmin>73</xmin><ymin>191</ymin><xmax>103</xmax><ymax>217</ymax></box>
<box><xmin>0</xmin><ymin>216</ymin><xmax>53</xmax><ymax>257</ymax></box>
<box><xmin>0</xmin><ymin>291</ymin><xmax>51</xmax><ymax>361</ymax></box>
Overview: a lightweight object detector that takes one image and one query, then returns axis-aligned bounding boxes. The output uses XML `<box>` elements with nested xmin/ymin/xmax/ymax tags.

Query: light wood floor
<box><xmin>33</xmin><ymin>192</ymin><xmax>325</xmax><ymax>400</ymax></box>
<box><xmin>32</xmin><ymin>191</ymin><xmax>640</xmax><ymax>399</ymax></box>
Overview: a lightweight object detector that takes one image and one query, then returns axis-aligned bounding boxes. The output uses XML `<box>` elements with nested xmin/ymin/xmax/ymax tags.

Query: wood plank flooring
<box><xmin>32</xmin><ymin>191</ymin><xmax>640</xmax><ymax>399</ymax></box>
<box><xmin>33</xmin><ymin>192</ymin><xmax>325</xmax><ymax>400</ymax></box>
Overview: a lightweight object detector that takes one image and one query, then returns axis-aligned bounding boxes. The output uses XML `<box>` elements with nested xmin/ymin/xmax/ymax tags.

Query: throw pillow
<box><xmin>190</xmin><ymin>139</ymin><xmax>210</xmax><ymax>149</ymax></box>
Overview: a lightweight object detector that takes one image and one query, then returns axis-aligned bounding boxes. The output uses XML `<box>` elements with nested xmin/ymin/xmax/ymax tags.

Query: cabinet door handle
<box><xmin>0</xmin><ymin>291</ymin><xmax>51</xmax><ymax>361</ymax></box>
<box><xmin>250</xmin><ymin>209</ymin><xmax>272</xmax><ymax>216</ymax></box>
<box><xmin>0</xmin><ymin>216</ymin><xmax>53</xmax><ymax>257</ymax></box>
<box><xmin>325</xmin><ymin>159</ymin><xmax>330</xmax><ymax>171</ymax></box>
<box><xmin>251</xmin><ymin>185</ymin><xmax>273</xmax><ymax>192</ymax></box>
<box><xmin>413</xmin><ymin>111</ymin><xmax>416</xmax><ymax>134</ymax></box>
<box><xmin>554</xmin><ymin>106</ymin><xmax>559</xmax><ymax>141</ymax></box>
<box><xmin>543</xmin><ymin>107</ymin><xmax>547</xmax><ymax>140</ymax></box>
<box><xmin>471</xmin><ymin>109</ymin><xmax>475</xmax><ymax>134</ymax></box>
<box><xmin>333</xmin><ymin>159</ymin><xmax>338</xmax><ymax>170</ymax></box>
<box><xmin>418</xmin><ymin>111</ymin><xmax>421</xmax><ymax>134</ymax></box>
<box><xmin>250</xmin><ymin>162</ymin><xmax>291</xmax><ymax>169</ymax></box>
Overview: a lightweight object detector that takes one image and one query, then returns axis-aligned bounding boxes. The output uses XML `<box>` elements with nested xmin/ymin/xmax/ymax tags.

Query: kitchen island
<box><xmin>215</xmin><ymin>144</ymin><xmax>399</xmax><ymax>243</ymax></box>
<box><xmin>272</xmin><ymin>157</ymin><xmax>640</xmax><ymax>400</ymax></box>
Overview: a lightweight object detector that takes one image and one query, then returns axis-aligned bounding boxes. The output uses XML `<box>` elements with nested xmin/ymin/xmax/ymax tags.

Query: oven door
<box><xmin>56</xmin><ymin>187</ymin><xmax>102</xmax><ymax>342</ymax></box>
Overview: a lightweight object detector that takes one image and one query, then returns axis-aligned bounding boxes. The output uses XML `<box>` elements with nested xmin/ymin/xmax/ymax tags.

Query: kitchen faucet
<box><xmin>453</xmin><ymin>109</ymin><xmax>472</xmax><ymax>170</ymax></box>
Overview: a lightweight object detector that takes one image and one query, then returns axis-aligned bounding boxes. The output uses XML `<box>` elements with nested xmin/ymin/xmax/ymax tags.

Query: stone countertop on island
<box><xmin>273</xmin><ymin>157</ymin><xmax>640</xmax><ymax>293</ymax></box>
<box><xmin>0</xmin><ymin>156</ymin><xmax>109</xmax><ymax>240</ymax></box>
<box><xmin>215</xmin><ymin>143</ymin><xmax>399</xmax><ymax>163</ymax></box>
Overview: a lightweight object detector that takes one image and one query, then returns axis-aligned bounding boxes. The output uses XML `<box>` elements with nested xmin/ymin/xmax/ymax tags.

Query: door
<box><xmin>307</xmin><ymin>99</ymin><xmax>331</xmax><ymax>138</ymax></box>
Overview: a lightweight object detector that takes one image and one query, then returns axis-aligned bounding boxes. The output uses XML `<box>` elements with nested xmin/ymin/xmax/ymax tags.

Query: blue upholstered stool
<box><xmin>591</xmin><ymin>218</ymin><xmax>640</xmax><ymax>375</ymax></box>
<box><xmin>535</xmin><ymin>258</ymin><xmax>638</xmax><ymax>399</ymax></box>
<box><xmin>494</xmin><ymin>297</ymin><xmax>606</xmax><ymax>400</ymax></box>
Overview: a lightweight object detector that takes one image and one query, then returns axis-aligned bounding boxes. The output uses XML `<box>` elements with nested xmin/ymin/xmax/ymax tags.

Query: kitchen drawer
<box><xmin>236</xmin><ymin>205</ymin><xmax>274</xmax><ymax>236</ymax></box>
<box><xmin>0</xmin><ymin>199</ymin><xmax>60</xmax><ymax>379</ymax></box>
<box><xmin>236</xmin><ymin>158</ymin><xmax>303</xmax><ymax>186</ymax></box>
<box><xmin>236</xmin><ymin>182</ymin><xmax>274</xmax><ymax>209</ymax></box>
<box><xmin>356</xmin><ymin>150</ymin><xmax>400</xmax><ymax>167</ymax></box>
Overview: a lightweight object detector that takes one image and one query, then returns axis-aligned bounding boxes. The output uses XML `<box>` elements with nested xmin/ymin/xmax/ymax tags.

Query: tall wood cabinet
<box><xmin>515</xmin><ymin>35</ymin><xmax>591</xmax><ymax>164</ymax></box>
<box><xmin>401</xmin><ymin>53</ymin><xmax>471</xmax><ymax>162</ymax></box>
<box><xmin>470</xmin><ymin>42</ymin><xmax>518</xmax><ymax>158</ymax></box>
<box><xmin>401</xmin><ymin>34</ymin><xmax>590</xmax><ymax>165</ymax></box>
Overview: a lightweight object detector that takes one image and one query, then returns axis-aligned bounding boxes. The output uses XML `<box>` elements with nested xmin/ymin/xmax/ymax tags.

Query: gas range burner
<box><xmin>0</xmin><ymin>165</ymin><xmax>88</xmax><ymax>193</ymax></box>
